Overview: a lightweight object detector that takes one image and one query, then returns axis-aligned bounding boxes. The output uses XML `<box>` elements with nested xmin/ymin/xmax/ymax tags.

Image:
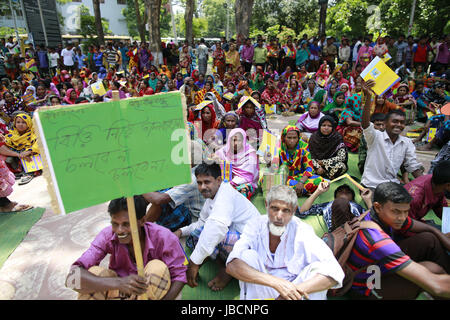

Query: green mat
<box><xmin>0</xmin><ymin>207</ymin><xmax>45</xmax><ymax>269</ymax></box>
<box><xmin>181</xmin><ymin>152</ymin><xmax>442</xmax><ymax>300</ymax></box>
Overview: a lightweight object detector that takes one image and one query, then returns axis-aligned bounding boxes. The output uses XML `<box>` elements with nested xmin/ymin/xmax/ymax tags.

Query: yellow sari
<box><xmin>5</xmin><ymin>113</ymin><xmax>39</xmax><ymax>154</ymax></box>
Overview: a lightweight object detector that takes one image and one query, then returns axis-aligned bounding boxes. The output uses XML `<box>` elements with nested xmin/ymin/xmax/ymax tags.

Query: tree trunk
<box><xmin>319</xmin><ymin>1</ymin><xmax>328</xmax><ymax>37</ymax></box>
<box><xmin>145</xmin><ymin>0</ymin><xmax>162</xmax><ymax>65</ymax></box>
<box><xmin>185</xmin><ymin>0</ymin><xmax>194</xmax><ymax>46</ymax></box>
<box><xmin>235</xmin><ymin>0</ymin><xmax>254</xmax><ymax>40</ymax></box>
<box><xmin>134</xmin><ymin>0</ymin><xmax>146</xmax><ymax>43</ymax></box>
<box><xmin>92</xmin><ymin>0</ymin><xmax>105</xmax><ymax>45</ymax></box>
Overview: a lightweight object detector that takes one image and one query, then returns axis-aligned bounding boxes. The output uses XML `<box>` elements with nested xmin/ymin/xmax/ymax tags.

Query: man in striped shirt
<box><xmin>348</xmin><ymin>182</ymin><xmax>450</xmax><ymax>299</ymax></box>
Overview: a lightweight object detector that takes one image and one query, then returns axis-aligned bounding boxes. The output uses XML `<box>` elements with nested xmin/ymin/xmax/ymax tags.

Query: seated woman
<box><xmin>371</xmin><ymin>93</ymin><xmax>404</xmax><ymax>114</ymax></box>
<box><xmin>62</xmin><ymin>88</ymin><xmax>78</xmax><ymax>105</ymax></box>
<box><xmin>214</xmin><ymin>128</ymin><xmax>259</xmax><ymax>200</ymax></box>
<box><xmin>194</xmin><ymin>81</ymin><xmax>222</xmax><ymax>105</ymax></box>
<box><xmin>279</xmin><ymin>125</ymin><xmax>324</xmax><ymax>196</ymax></box>
<box><xmin>194</xmin><ymin>104</ymin><xmax>220</xmax><ymax>144</ymax></box>
<box><xmin>237</xmin><ymin>96</ymin><xmax>267</xmax><ymax>147</ymax></box>
<box><xmin>309</xmin><ymin>116</ymin><xmax>348</xmax><ymax>180</ymax></box>
<box><xmin>0</xmin><ymin>91</ymin><xmax>24</xmax><ymax>125</ymax></box>
<box><xmin>213</xmin><ymin>111</ymin><xmax>240</xmax><ymax>149</ymax></box>
<box><xmin>285</xmin><ymin>78</ymin><xmax>304</xmax><ymax>113</ymax></box>
<box><xmin>393</xmin><ymin>83</ymin><xmax>417</xmax><ymax>125</ymax></box>
<box><xmin>336</xmin><ymin>93</ymin><xmax>363</xmax><ymax>152</ymax></box>
<box><xmin>249</xmin><ymin>72</ymin><xmax>265</xmax><ymax>93</ymax></box>
<box><xmin>296</xmin><ymin>100</ymin><xmax>324</xmax><ymax>141</ymax></box>
<box><xmin>322</xmin><ymin>91</ymin><xmax>346</xmax><ymax>123</ymax></box>
<box><xmin>261</xmin><ymin>79</ymin><xmax>285</xmax><ymax>112</ymax></box>
<box><xmin>302</xmin><ymin>79</ymin><xmax>320</xmax><ymax>105</ymax></box>
<box><xmin>0</xmin><ymin>133</ymin><xmax>33</xmax><ymax>212</ymax></box>
<box><xmin>5</xmin><ymin>113</ymin><xmax>40</xmax><ymax>185</ymax></box>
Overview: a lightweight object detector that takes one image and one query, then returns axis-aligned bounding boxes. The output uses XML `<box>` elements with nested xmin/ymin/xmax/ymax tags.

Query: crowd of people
<box><xmin>0</xmin><ymin>32</ymin><xmax>449</xmax><ymax>300</ymax></box>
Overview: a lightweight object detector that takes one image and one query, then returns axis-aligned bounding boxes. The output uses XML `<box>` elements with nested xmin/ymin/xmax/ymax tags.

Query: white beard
<box><xmin>268</xmin><ymin>222</ymin><xmax>286</xmax><ymax>237</ymax></box>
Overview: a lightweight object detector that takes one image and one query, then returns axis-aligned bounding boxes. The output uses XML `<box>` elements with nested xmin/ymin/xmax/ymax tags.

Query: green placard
<box><xmin>34</xmin><ymin>92</ymin><xmax>192</xmax><ymax>214</ymax></box>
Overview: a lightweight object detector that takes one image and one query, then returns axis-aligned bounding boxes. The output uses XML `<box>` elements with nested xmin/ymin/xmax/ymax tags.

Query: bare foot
<box><xmin>207</xmin><ymin>267</ymin><xmax>232</xmax><ymax>292</ymax></box>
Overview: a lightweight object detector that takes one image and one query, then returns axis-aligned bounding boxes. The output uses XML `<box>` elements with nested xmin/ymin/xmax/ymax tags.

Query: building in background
<box><xmin>57</xmin><ymin>0</ymin><xmax>129</xmax><ymax>36</ymax></box>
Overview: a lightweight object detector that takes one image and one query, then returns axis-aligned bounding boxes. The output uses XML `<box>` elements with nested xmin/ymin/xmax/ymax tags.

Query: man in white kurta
<box><xmin>174</xmin><ymin>162</ymin><xmax>261</xmax><ymax>291</ymax></box>
<box><xmin>226</xmin><ymin>185</ymin><xmax>344</xmax><ymax>300</ymax></box>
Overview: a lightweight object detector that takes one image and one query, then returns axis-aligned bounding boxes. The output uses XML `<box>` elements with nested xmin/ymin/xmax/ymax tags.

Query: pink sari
<box><xmin>215</xmin><ymin>128</ymin><xmax>259</xmax><ymax>189</ymax></box>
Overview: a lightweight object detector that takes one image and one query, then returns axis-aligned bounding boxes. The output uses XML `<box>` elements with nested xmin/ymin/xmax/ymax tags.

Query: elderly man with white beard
<box><xmin>226</xmin><ymin>185</ymin><xmax>345</xmax><ymax>300</ymax></box>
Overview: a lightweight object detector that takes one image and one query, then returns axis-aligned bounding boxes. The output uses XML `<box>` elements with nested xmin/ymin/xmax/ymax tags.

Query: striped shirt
<box><xmin>348</xmin><ymin>209</ymin><xmax>413</xmax><ymax>297</ymax></box>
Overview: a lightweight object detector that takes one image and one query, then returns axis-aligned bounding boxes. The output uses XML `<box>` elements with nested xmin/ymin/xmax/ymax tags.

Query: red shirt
<box><xmin>404</xmin><ymin>174</ymin><xmax>447</xmax><ymax>220</ymax></box>
<box><xmin>413</xmin><ymin>44</ymin><xmax>428</xmax><ymax>63</ymax></box>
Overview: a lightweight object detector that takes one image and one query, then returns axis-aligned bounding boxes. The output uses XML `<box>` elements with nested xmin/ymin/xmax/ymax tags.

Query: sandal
<box><xmin>18</xmin><ymin>174</ymin><xmax>34</xmax><ymax>185</ymax></box>
<box><xmin>0</xmin><ymin>203</ymin><xmax>33</xmax><ymax>213</ymax></box>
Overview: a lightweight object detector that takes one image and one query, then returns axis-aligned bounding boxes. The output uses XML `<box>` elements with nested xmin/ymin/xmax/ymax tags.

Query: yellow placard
<box><xmin>360</xmin><ymin>57</ymin><xmax>400</xmax><ymax>96</ymax></box>
<box><xmin>20</xmin><ymin>154</ymin><xmax>43</xmax><ymax>173</ymax></box>
<box><xmin>223</xmin><ymin>92</ymin><xmax>234</xmax><ymax>101</ymax></box>
<box><xmin>265</xmin><ymin>104</ymin><xmax>276</xmax><ymax>115</ymax></box>
<box><xmin>406</xmin><ymin>132</ymin><xmax>420</xmax><ymax>138</ymax></box>
<box><xmin>91</xmin><ymin>81</ymin><xmax>106</xmax><ymax>96</ymax></box>
<box><xmin>426</xmin><ymin>127</ymin><xmax>437</xmax><ymax>142</ymax></box>
<box><xmin>257</xmin><ymin>130</ymin><xmax>278</xmax><ymax>160</ymax></box>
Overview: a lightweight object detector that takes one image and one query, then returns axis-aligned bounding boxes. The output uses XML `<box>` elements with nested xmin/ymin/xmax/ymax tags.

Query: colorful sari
<box><xmin>280</xmin><ymin>125</ymin><xmax>323</xmax><ymax>195</ymax></box>
<box><xmin>215</xmin><ymin>128</ymin><xmax>259</xmax><ymax>199</ymax></box>
<box><xmin>337</xmin><ymin>94</ymin><xmax>363</xmax><ymax>152</ymax></box>
<box><xmin>5</xmin><ymin>113</ymin><xmax>39</xmax><ymax>154</ymax></box>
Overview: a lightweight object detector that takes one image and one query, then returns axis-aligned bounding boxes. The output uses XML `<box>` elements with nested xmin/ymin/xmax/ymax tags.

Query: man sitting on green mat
<box><xmin>404</xmin><ymin>160</ymin><xmax>450</xmax><ymax>222</ymax></box>
<box><xmin>347</xmin><ymin>182</ymin><xmax>450</xmax><ymax>300</ymax></box>
<box><xmin>66</xmin><ymin>196</ymin><xmax>187</xmax><ymax>300</ymax></box>
<box><xmin>174</xmin><ymin>162</ymin><xmax>260</xmax><ymax>291</ymax></box>
<box><xmin>226</xmin><ymin>185</ymin><xmax>344</xmax><ymax>300</ymax></box>
<box><xmin>297</xmin><ymin>182</ymin><xmax>373</xmax><ymax>232</ymax></box>
<box><xmin>360</xmin><ymin>80</ymin><xmax>423</xmax><ymax>190</ymax></box>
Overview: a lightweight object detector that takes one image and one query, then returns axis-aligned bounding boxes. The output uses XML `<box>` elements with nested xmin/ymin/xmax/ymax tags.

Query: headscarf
<box><xmin>372</xmin><ymin>93</ymin><xmax>404</xmax><ymax>114</ymax></box>
<box><xmin>296</xmin><ymin>101</ymin><xmax>324</xmax><ymax>133</ymax></box>
<box><xmin>5</xmin><ymin>113</ymin><xmax>38</xmax><ymax>153</ymax></box>
<box><xmin>322</xmin><ymin>91</ymin><xmax>346</xmax><ymax>113</ymax></box>
<box><xmin>393</xmin><ymin>83</ymin><xmax>417</xmax><ymax>107</ymax></box>
<box><xmin>285</xmin><ymin>79</ymin><xmax>303</xmax><ymax>106</ymax></box>
<box><xmin>25</xmin><ymin>86</ymin><xmax>37</xmax><ymax>99</ymax></box>
<box><xmin>176</xmin><ymin>73</ymin><xmax>184</xmax><ymax>90</ymax></box>
<box><xmin>303</xmin><ymin>79</ymin><xmax>320</xmax><ymax>103</ymax></box>
<box><xmin>63</xmin><ymin>88</ymin><xmax>77</xmax><ymax>105</ymax></box>
<box><xmin>309</xmin><ymin>115</ymin><xmax>346</xmax><ymax>161</ymax></box>
<box><xmin>339</xmin><ymin>93</ymin><xmax>362</xmax><ymax>125</ymax></box>
<box><xmin>280</xmin><ymin>125</ymin><xmax>310</xmax><ymax>171</ymax></box>
<box><xmin>237</xmin><ymin>96</ymin><xmax>267</xmax><ymax>130</ymax></box>
<box><xmin>194</xmin><ymin>104</ymin><xmax>220</xmax><ymax>141</ymax></box>
<box><xmin>215</xmin><ymin>128</ymin><xmax>259</xmax><ymax>188</ymax></box>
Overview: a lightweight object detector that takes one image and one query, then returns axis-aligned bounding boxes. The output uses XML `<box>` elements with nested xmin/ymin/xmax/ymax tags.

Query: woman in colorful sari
<box><xmin>285</xmin><ymin>78</ymin><xmax>304</xmax><ymax>113</ymax></box>
<box><xmin>373</xmin><ymin>37</ymin><xmax>388</xmax><ymax>58</ymax></box>
<box><xmin>336</xmin><ymin>93</ymin><xmax>363</xmax><ymax>152</ymax></box>
<box><xmin>322</xmin><ymin>91</ymin><xmax>346</xmax><ymax>123</ymax></box>
<box><xmin>62</xmin><ymin>88</ymin><xmax>78</xmax><ymax>105</ymax></box>
<box><xmin>194</xmin><ymin>103</ymin><xmax>220</xmax><ymax>144</ymax></box>
<box><xmin>315</xmin><ymin>60</ymin><xmax>330</xmax><ymax>85</ymax></box>
<box><xmin>225</xmin><ymin>44</ymin><xmax>241</xmax><ymax>73</ymax></box>
<box><xmin>279</xmin><ymin>125</ymin><xmax>324</xmax><ymax>196</ymax></box>
<box><xmin>249</xmin><ymin>72</ymin><xmax>265</xmax><ymax>93</ymax></box>
<box><xmin>138</xmin><ymin>43</ymin><xmax>152</xmax><ymax>73</ymax></box>
<box><xmin>194</xmin><ymin>81</ymin><xmax>222</xmax><ymax>105</ymax></box>
<box><xmin>309</xmin><ymin>115</ymin><xmax>348</xmax><ymax>180</ymax></box>
<box><xmin>214</xmin><ymin>128</ymin><xmax>259</xmax><ymax>200</ymax></box>
<box><xmin>302</xmin><ymin>79</ymin><xmax>320</xmax><ymax>105</ymax></box>
<box><xmin>5</xmin><ymin>113</ymin><xmax>40</xmax><ymax>185</ymax></box>
<box><xmin>175</xmin><ymin>72</ymin><xmax>184</xmax><ymax>90</ymax></box>
<box><xmin>212</xmin><ymin>43</ymin><xmax>226</xmax><ymax>80</ymax></box>
<box><xmin>296</xmin><ymin>100</ymin><xmax>324</xmax><ymax>139</ymax></box>
<box><xmin>261</xmin><ymin>79</ymin><xmax>285</xmax><ymax>111</ymax></box>
<box><xmin>393</xmin><ymin>83</ymin><xmax>417</xmax><ymax>124</ymax></box>
<box><xmin>179</xmin><ymin>45</ymin><xmax>192</xmax><ymax>75</ymax></box>
<box><xmin>281</xmin><ymin>39</ymin><xmax>296</xmax><ymax>72</ymax></box>
<box><xmin>237</xmin><ymin>96</ymin><xmax>267</xmax><ymax>147</ymax></box>
<box><xmin>295</xmin><ymin>40</ymin><xmax>310</xmax><ymax>70</ymax></box>
<box><xmin>371</xmin><ymin>93</ymin><xmax>404</xmax><ymax>115</ymax></box>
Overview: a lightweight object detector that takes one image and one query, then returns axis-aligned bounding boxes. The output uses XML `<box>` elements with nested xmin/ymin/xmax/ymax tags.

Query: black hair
<box><xmin>373</xmin><ymin>182</ymin><xmax>412</xmax><ymax>205</ymax></box>
<box><xmin>370</xmin><ymin>113</ymin><xmax>385</xmax><ymax>122</ymax></box>
<box><xmin>108</xmin><ymin>195</ymin><xmax>148</xmax><ymax>220</ymax></box>
<box><xmin>431</xmin><ymin>160</ymin><xmax>450</xmax><ymax>185</ymax></box>
<box><xmin>194</xmin><ymin>162</ymin><xmax>221</xmax><ymax>179</ymax></box>
<box><xmin>385</xmin><ymin>109</ymin><xmax>406</xmax><ymax>121</ymax></box>
<box><xmin>334</xmin><ymin>184</ymin><xmax>355</xmax><ymax>201</ymax></box>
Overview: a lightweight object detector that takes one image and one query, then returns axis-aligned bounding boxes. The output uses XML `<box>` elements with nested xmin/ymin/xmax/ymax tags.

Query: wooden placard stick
<box><xmin>112</xmin><ymin>90</ymin><xmax>148</xmax><ymax>300</ymax></box>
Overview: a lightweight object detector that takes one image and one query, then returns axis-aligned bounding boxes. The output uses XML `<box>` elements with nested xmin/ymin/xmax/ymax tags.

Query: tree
<box><xmin>318</xmin><ymin>0</ymin><xmax>328</xmax><ymax>36</ymax></box>
<box><xmin>92</xmin><ymin>0</ymin><xmax>105</xmax><ymax>45</ymax></box>
<box><xmin>201</xmin><ymin>0</ymin><xmax>235</xmax><ymax>38</ymax></box>
<box><xmin>235</xmin><ymin>0</ymin><xmax>254</xmax><ymax>39</ymax></box>
<box><xmin>145</xmin><ymin>0</ymin><xmax>162</xmax><ymax>64</ymax></box>
<box><xmin>185</xmin><ymin>0</ymin><xmax>195</xmax><ymax>45</ymax></box>
<box><xmin>78</xmin><ymin>4</ymin><xmax>112</xmax><ymax>45</ymax></box>
<box><xmin>134</xmin><ymin>0</ymin><xmax>147</xmax><ymax>42</ymax></box>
